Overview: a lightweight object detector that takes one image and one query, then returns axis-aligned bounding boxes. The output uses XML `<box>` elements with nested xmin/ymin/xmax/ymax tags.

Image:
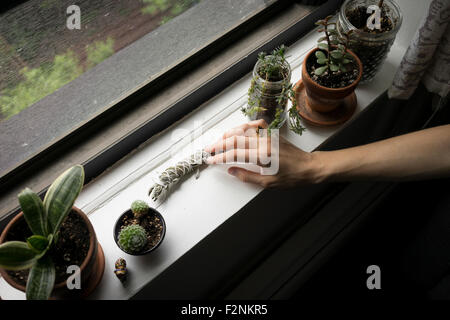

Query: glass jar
<box><xmin>337</xmin><ymin>0</ymin><xmax>402</xmax><ymax>83</ymax></box>
<box><xmin>246</xmin><ymin>57</ymin><xmax>291</xmax><ymax>128</ymax></box>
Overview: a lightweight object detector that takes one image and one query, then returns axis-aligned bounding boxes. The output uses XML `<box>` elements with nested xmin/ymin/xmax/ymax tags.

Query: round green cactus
<box><xmin>131</xmin><ymin>200</ymin><xmax>150</xmax><ymax>219</ymax></box>
<box><xmin>118</xmin><ymin>224</ymin><xmax>148</xmax><ymax>254</ymax></box>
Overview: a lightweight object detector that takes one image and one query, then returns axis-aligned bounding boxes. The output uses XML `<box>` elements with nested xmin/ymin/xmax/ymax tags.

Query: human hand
<box><xmin>204</xmin><ymin>119</ymin><xmax>322</xmax><ymax>188</ymax></box>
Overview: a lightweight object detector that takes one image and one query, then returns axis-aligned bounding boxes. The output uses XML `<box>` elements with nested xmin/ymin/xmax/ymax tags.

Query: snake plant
<box><xmin>0</xmin><ymin>165</ymin><xmax>84</xmax><ymax>300</ymax></box>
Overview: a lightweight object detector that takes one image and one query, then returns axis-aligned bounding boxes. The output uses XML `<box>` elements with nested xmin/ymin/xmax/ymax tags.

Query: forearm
<box><xmin>312</xmin><ymin>125</ymin><xmax>450</xmax><ymax>183</ymax></box>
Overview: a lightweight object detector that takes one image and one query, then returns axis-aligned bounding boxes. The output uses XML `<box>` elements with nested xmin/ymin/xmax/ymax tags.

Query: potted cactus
<box><xmin>0</xmin><ymin>165</ymin><xmax>105</xmax><ymax>300</ymax></box>
<box><xmin>295</xmin><ymin>15</ymin><xmax>363</xmax><ymax>126</ymax></box>
<box><xmin>114</xmin><ymin>200</ymin><xmax>166</xmax><ymax>255</ymax></box>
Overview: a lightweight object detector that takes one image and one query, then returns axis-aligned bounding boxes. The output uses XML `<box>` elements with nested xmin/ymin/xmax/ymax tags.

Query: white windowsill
<box><xmin>0</xmin><ymin>0</ymin><xmax>429</xmax><ymax>299</ymax></box>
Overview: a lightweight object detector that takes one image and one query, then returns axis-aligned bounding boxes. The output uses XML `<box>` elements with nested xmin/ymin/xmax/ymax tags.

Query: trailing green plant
<box><xmin>0</xmin><ymin>165</ymin><xmax>85</xmax><ymax>300</ymax></box>
<box><xmin>314</xmin><ymin>15</ymin><xmax>354</xmax><ymax>76</ymax></box>
<box><xmin>242</xmin><ymin>45</ymin><xmax>305</xmax><ymax>135</ymax></box>
<box><xmin>118</xmin><ymin>224</ymin><xmax>148</xmax><ymax>254</ymax></box>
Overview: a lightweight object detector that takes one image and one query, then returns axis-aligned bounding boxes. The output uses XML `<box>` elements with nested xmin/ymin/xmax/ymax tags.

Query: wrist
<box><xmin>309</xmin><ymin>151</ymin><xmax>332</xmax><ymax>184</ymax></box>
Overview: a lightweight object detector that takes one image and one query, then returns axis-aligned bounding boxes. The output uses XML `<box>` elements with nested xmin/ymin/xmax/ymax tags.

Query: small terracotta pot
<box><xmin>302</xmin><ymin>47</ymin><xmax>362</xmax><ymax>113</ymax></box>
<box><xmin>0</xmin><ymin>206</ymin><xmax>105</xmax><ymax>299</ymax></box>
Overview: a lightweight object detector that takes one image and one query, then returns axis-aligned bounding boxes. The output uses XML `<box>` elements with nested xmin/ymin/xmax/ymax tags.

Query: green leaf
<box><xmin>0</xmin><ymin>241</ymin><xmax>37</xmax><ymax>270</ymax></box>
<box><xmin>26</xmin><ymin>255</ymin><xmax>55</xmax><ymax>300</ymax></box>
<box><xmin>315</xmin><ymin>51</ymin><xmax>326</xmax><ymax>60</ymax></box>
<box><xmin>317</xmin><ymin>43</ymin><xmax>328</xmax><ymax>51</ymax></box>
<box><xmin>330</xmin><ymin>64</ymin><xmax>339</xmax><ymax>72</ymax></box>
<box><xmin>317</xmin><ymin>36</ymin><xmax>327</xmax><ymax>43</ymax></box>
<box><xmin>314</xmin><ymin>65</ymin><xmax>328</xmax><ymax>76</ymax></box>
<box><xmin>342</xmin><ymin>58</ymin><xmax>352</xmax><ymax>64</ymax></box>
<box><xmin>344</xmin><ymin>53</ymin><xmax>353</xmax><ymax>59</ymax></box>
<box><xmin>26</xmin><ymin>235</ymin><xmax>50</xmax><ymax>253</ymax></box>
<box><xmin>340</xmin><ymin>64</ymin><xmax>348</xmax><ymax>72</ymax></box>
<box><xmin>317</xmin><ymin>58</ymin><xmax>327</xmax><ymax>65</ymax></box>
<box><xmin>44</xmin><ymin>165</ymin><xmax>84</xmax><ymax>235</ymax></box>
<box><xmin>330</xmin><ymin>50</ymin><xmax>343</xmax><ymax>59</ymax></box>
<box><xmin>330</xmin><ymin>39</ymin><xmax>339</xmax><ymax>45</ymax></box>
<box><xmin>328</xmin><ymin>29</ymin><xmax>338</xmax><ymax>35</ymax></box>
<box><xmin>18</xmin><ymin>188</ymin><xmax>47</xmax><ymax>236</ymax></box>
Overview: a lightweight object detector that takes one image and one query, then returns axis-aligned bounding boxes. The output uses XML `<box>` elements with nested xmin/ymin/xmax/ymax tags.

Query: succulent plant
<box><xmin>242</xmin><ymin>45</ymin><xmax>305</xmax><ymax>135</ymax></box>
<box><xmin>131</xmin><ymin>200</ymin><xmax>150</xmax><ymax>220</ymax></box>
<box><xmin>0</xmin><ymin>165</ymin><xmax>85</xmax><ymax>300</ymax></box>
<box><xmin>118</xmin><ymin>224</ymin><xmax>148</xmax><ymax>254</ymax></box>
<box><xmin>314</xmin><ymin>15</ymin><xmax>354</xmax><ymax>76</ymax></box>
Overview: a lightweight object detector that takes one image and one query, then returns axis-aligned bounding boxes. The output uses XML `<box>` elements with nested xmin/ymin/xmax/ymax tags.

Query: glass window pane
<box><xmin>0</xmin><ymin>0</ymin><xmax>275</xmax><ymax>174</ymax></box>
<box><xmin>0</xmin><ymin>0</ymin><xmax>205</xmax><ymax>120</ymax></box>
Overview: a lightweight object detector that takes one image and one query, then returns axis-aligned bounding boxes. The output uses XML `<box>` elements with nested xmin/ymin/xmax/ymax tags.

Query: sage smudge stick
<box><xmin>148</xmin><ymin>150</ymin><xmax>211</xmax><ymax>203</ymax></box>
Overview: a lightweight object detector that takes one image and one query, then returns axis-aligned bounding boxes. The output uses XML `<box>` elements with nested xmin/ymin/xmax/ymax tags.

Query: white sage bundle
<box><xmin>148</xmin><ymin>150</ymin><xmax>210</xmax><ymax>203</ymax></box>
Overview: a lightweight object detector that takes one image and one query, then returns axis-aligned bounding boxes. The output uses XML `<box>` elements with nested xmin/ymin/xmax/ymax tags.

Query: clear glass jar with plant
<box><xmin>242</xmin><ymin>45</ymin><xmax>305</xmax><ymax>135</ymax></box>
<box><xmin>337</xmin><ymin>0</ymin><xmax>402</xmax><ymax>82</ymax></box>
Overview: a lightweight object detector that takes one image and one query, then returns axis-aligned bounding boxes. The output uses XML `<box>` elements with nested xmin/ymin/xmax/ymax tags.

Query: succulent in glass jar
<box><xmin>242</xmin><ymin>45</ymin><xmax>305</xmax><ymax>135</ymax></box>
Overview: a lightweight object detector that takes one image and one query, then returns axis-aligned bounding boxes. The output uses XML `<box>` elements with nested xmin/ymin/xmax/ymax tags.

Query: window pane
<box><xmin>0</xmin><ymin>0</ymin><xmax>204</xmax><ymax>120</ymax></box>
<box><xmin>0</xmin><ymin>0</ymin><xmax>275</xmax><ymax>174</ymax></box>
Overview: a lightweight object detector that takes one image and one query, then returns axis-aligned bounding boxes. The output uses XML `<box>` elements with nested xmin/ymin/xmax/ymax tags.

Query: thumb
<box><xmin>228</xmin><ymin>167</ymin><xmax>264</xmax><ymax>185</ymax></box>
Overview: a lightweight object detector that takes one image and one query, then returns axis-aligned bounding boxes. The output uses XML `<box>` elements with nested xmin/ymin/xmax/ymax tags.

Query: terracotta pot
<box><xmin>0</xmin><ymin>206</ymin><xmax>105</xmax><ymax>299</ymax></box>
<box><xmin>301</xmin><ymin>47</ymin><xmax>362</xmax><ymax>113</ymax></box>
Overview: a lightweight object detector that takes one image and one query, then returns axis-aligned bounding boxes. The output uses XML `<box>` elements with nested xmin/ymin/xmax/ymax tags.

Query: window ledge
<box><xmin>0</xmin><ymin>0</ymin><xmax>424</xmax><ymax>299</ymax></box>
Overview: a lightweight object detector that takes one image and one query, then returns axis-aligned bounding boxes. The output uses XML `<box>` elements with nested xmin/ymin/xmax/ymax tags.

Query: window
<box><xmin>0</xmin><ymin>0</ymin><xmax>329</xmax><ymax>220</ymax></box>
<box><xmin>0</xmin><ymin>0</ymin><xmax>205</xmax><ymax>120</ymax></box>
<box><xmin>0</xmin><ymin>0</ymin><xmax>275</xmax><ymax>176</ymax></box>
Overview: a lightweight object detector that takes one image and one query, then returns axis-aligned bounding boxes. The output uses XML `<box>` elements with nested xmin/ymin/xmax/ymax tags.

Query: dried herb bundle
<box><xmin>148</xmin><ymin>150</ymin><xmax>210</xmax><ymax>202</ymax></box>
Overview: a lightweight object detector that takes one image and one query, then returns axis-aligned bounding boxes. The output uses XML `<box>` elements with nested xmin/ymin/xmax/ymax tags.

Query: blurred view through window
<box><xmin>0</xmin><ymin>0</ymin><xmax>201</xmax><ymax>120</ymax></box>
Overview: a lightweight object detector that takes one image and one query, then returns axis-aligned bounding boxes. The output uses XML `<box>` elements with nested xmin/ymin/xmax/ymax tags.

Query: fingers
<box><xmin>206</xmin><ymin>147</ymin><xmax>272</xmax><ymax>167</ymax></box>
<box><xmin>205</xmin><ymin>119</ymin><xmax>270</xmax><ymax>154</ymax></box>
<box><xmin>221</xmin><ymin>119</ymin><xmax>268</xmax><ymax>139</ymax></box>
<box><xmin>206</xmin><ymin>148</ymin><xmax>259</xmax><ymax>165</ymax></box>
<box><xmin>227</xmin><ymin>167</ymin><xmax>273</xmax><ymax>188</ymax></box>
<box><xmin>205</xmin><ymin>135</ymin><xmax>257</xmax><ymax>154</ymax></box>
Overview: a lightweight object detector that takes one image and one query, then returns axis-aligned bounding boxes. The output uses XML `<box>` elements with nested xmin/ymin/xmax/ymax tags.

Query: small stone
<box><xmin>114</xmin><ymin>258</ymin><xmax>128</xmax><ymax>283</ymax></box>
